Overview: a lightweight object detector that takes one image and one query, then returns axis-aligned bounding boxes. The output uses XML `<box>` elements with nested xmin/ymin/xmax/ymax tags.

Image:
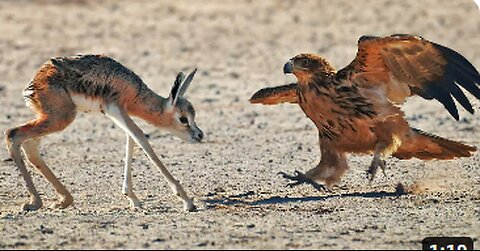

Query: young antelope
<box><xmin>5</xmin><ymin>54</ymin><xmax>203</xmax><ymax>212</ymax></box>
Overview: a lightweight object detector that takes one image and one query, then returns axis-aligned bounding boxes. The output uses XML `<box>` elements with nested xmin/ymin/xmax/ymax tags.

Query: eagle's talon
<box><xmin>279</xmin><ymin>170</ymin><xmax>330</xmax><ymax>192</ymax></box>
<box><xmin>278</xmin><ymin>171</ymin><xmax>294</xmax><ymax>180</ymax></box>
<box><xmin>312</xmin><ymin>182</ymin><xmax>332</xmax><ymax>192</ymax></box>
<box><xmin>366</xmin><ymin>169</ymin><xmax>374</xmax><ymax>181</ymax></box>
<box><xmin>286</xmin><ymin>181</ymin><xmax>302</xmax><ymax>188</ymax></box>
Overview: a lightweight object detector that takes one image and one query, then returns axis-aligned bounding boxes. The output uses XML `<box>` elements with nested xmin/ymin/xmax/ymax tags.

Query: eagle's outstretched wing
<box><xmin>336</xmin><ymin>34</ymin><xmax>480</xmax><ymax>120</ymax></box>
<box><xmin>249</xmin><ymin>83</ymin><xmax>298</xmax><ymax>105</ymax></box>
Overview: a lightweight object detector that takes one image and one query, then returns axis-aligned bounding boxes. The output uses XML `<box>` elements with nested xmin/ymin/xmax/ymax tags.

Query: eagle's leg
<box><xmin>278</xmin><ymin>170</ymin><xmax>331</xmax><ymax>192</ymax></box>
<box><xmin>278</xmin><ymin>140</ymin><xmax>347</xmax><ymax>192</ymax></box>
<box><xmin>367</xmin><ymin>145</ymin><xmax>388</xmax><ymax>182</ymax></box>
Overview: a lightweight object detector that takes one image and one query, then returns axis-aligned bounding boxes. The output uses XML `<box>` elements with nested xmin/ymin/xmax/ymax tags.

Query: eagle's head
<box><xmin>283</xmin><ymin>53</ymin><xmax>336</xmax><ymax>83</ymax></box>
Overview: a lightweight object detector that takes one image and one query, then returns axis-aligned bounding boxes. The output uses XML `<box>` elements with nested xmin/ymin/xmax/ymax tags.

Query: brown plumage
<box><xmin>250</xmin><ymin>34</ymin><xmax>479</xmax><ymax>188</ymax></box>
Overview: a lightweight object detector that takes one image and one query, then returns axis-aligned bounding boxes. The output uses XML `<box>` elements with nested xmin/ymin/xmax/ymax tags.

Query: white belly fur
<box><xmin>71</xmin><ymin>94</ymin><xmax>105</xmax><ymax>113</ymax></box>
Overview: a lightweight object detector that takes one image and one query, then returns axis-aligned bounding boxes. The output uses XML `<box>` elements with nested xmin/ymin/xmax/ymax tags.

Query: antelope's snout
<box><xmin>190</xmin><ymin>126</ymin><xmax>204</xmax><ymax>143</ymax></box>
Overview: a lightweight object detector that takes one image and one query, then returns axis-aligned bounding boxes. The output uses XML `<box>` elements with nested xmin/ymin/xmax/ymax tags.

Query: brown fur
<box><xmin>23</xmin><ymin>55</ymin><xmax>198</xmax><ymax>129</ymax></box>
<box><xmin>5</xmin><ymin>54</ymin><xmax>202</xmax><ymax>211</ymax></box>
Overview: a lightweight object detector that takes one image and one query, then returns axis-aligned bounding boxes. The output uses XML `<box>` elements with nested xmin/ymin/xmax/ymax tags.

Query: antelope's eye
<box><xmin>179</xmin><ymin>116</ymin><xmax>189</xmax><ymax>124</ymax></box>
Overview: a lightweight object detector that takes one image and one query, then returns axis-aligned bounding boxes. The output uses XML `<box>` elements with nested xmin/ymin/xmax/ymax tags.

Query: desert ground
<box><xmin>0</xmin><ymin>0</ymin><xmax>479</xmax><ymax>249</ymax></box>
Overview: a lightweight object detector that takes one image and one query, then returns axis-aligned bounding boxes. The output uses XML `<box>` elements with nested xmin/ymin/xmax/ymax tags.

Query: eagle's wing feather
<box><xmin>337</xmin><ymin>34</ymin><xmax>480</xmax><ymax>120</ymax></box>
<box><xmin>249</xmin><ymin>83</ymin><xmax>298</xmax><ymax>105</ymax></box>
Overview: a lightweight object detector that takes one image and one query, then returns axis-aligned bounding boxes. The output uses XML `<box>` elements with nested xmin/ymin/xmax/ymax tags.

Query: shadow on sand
<box><xmin>204</xmin><ymin>190</ymin><xmax>404</xmax><ymax>207</ymax></box>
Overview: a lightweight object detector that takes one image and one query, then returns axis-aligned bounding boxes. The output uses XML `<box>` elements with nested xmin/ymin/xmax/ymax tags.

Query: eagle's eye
<box><xmin>301</xmin><ymin>58</ymin><xmax>311</xmax><ymax>67</ymax></box>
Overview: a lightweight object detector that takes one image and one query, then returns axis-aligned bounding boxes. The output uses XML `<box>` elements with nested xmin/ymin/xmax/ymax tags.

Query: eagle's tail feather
<box><xmin>393</xmin><ymin>128</ymin><xmax>476</xmax><ymax>160</ymax></box>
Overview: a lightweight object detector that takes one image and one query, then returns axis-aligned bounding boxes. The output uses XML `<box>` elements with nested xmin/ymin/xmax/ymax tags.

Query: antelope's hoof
<box><xmin>21</xmin><ymin>201</ymin><xmax>42</xmax><ymax>211</ymax></box>
<box><xmin>130</xmin><ymin>200</ymin><xmax>142</xmax><ymax>209</ymax></box>
<box><xmin>49</xmin><ymin>198</ymin><xmax>73</xmax><ymax>210</ymax></box>
<box><xmin>184</xmin><ymin>200</ymin><xmax>197</xmax><ymax>212</ymax></box>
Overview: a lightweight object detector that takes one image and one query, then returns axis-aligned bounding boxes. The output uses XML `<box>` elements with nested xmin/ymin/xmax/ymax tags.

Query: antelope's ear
<box><xmin>249</xmin><ymin>83</ymin><xmax>298</xmax><ymax>105</ymax></box>
<box><xmin>169</xmin><ymin>72</ymin><xmax>185</xmax><ymax>105</ymax></box>
<box><xmin>178</xmin><ymin>68</ymin><xmax>197</xmax><ymax>98</ymax></box>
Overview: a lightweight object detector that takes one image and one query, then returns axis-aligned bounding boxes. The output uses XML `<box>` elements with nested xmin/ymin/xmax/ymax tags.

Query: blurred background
<box><xmin>0</xmin><ymin>0</ymin><xmax>478</xmax><ymax>94</ymax></box>
<box><xmin>1</xmin><ymin>0</ymin><xmax>477</xmax><ymax>158</ymax></box>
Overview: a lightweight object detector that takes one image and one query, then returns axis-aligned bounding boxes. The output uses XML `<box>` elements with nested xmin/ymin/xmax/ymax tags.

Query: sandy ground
<box><xmin>0</xmin><ymin>0</ymin><xmax>479</xmax><ymax>249</ymax></box>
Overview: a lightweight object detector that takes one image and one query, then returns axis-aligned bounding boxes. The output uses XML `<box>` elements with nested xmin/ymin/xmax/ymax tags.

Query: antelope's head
<box><xmin>165</xmin><ymin>69</ymin><xmax>204</xmax><ymax>143</ymax></box>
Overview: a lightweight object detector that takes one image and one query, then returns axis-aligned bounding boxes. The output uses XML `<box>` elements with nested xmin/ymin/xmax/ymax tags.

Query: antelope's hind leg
<box><xmin>5</xmin><ymin>84</ymin><xmax>76</xmax><ymax>211</ymax></box>
<box><xmin>5</xmin><ymin>126</ymin><xmax>43</xmax><ymax>211</ymax></box>
<box><xmin>22</xmin><ymin>139</ymin><xmax>73</xmax><ymax>209</ymax></box>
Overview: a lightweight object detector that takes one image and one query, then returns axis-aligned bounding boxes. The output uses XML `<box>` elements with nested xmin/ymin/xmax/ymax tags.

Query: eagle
<box><xmin>250</xmin><ymin>34</ymin><xmax>479</xmax><ymax>190</ymax></box>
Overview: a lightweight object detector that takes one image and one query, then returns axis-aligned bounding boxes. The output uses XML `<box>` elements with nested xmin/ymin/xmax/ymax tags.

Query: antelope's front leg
<box><xmin>106</xmin><ymin>104</ymin><xmax>196</xmax><ymax>212</ymax></box>
<box><xmin>123</xmin><ymin>134</ymin><xmax>141</xmax><ymax>209</ymax></box>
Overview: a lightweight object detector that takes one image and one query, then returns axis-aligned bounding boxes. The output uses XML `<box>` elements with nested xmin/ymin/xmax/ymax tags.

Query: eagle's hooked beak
<box><xmin>283</xmin><ymin>60</ymin><xmax>293</xmax><ymax>74</ymax></box>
